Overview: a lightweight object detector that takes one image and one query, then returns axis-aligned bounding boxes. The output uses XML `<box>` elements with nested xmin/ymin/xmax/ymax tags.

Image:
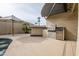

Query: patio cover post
<box><xmin>11</xmin><ymin>19</ymin><xmax>14</xmax><ymax>36</ymax></box>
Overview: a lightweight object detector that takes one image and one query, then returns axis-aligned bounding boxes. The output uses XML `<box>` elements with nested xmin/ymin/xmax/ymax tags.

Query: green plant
<box><xmin>22</xmin><ymin>24</ymin><xmax>30</xmax><ymax>34</ymax></box>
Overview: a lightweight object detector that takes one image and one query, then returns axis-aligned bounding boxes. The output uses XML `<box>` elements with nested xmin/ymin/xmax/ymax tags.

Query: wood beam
<box><xmin>47</xmin><ymin>3</ymin><xmax>56</xmax><ymax>19</ymax></box>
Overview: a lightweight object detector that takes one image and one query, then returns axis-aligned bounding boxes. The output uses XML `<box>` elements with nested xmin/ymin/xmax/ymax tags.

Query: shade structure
<box><xmin>41</xmin><ymin>3</ymin><xmax>67</xmax><ymax>18</ymax></box>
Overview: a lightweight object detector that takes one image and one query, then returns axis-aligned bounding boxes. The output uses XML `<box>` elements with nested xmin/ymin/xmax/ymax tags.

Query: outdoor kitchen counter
<box><xmin>56</xmin><ymin>27</ymin><xmax>65</xmax><ymax>40</ymax></box>
<box><xmin>30</xmin><ymin>26</ymin><xmax>47</xmax><ymax>36</ymax></box>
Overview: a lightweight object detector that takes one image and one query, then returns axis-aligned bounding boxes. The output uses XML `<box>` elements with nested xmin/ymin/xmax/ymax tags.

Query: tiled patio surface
<box><xmin>0</xmin><ymin>33</ymin><xmax>76</xmax><ymax>56</ymax></box>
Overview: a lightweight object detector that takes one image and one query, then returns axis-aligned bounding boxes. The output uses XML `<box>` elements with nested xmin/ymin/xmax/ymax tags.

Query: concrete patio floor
<box><xmin>0</xmin><ymin>33</ymin><xmax>76</xmax><ymax>56</ymax></box>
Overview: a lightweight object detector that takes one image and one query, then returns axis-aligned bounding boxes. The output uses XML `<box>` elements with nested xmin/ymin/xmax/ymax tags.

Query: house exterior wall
<box><xmin>46</xmin><ymin>21</ymin><xmax>56</xmax><ymax>30</ymax></box>
<box><xmin>0</xmin><ymin>21</ymin><xmax>25</xmax><ymax>35</ymax></box>
<box><xmin>47</xmin><ymin>11</ymin><xmax>78</xmax><ymax>40</ymax></box>
<box><xmin>76</xmin><ymin>4</ymin><xmax>79</xmax><ymax>56</ymax></box>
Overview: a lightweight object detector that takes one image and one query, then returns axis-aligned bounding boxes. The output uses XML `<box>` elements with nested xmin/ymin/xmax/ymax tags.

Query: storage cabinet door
<box><xmin>56</xmin><ymin>31</ymin><xmax>64</xmax><ymax>40</ymax></box>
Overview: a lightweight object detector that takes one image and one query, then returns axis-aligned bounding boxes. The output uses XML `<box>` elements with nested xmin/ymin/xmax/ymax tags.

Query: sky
<box><xmin>0</xmin><ymin>3</ymin><xmax>46</xmax><ymax>25</ymax></box>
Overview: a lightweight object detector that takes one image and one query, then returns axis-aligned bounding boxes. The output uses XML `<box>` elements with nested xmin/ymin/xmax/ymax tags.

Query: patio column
<box><xmin>11</xmin><ymin>19</ymin><xmax>14</xmax><ymax>36</ymax></box>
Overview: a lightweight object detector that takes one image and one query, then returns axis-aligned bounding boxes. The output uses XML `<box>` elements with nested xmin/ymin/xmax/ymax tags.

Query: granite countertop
<box><xmin>56</xmin><ymin>27</ymin><xmax>65</xmax><ymax>31</ymax></box>
<box><xmin>30</xmin><ymin>26</ymin><xmax>47</xmax><ymax>29</ymax></box>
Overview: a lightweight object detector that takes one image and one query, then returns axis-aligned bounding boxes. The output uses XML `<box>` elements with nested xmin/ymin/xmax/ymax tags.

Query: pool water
<box><xmin>0</xmin><ymin>38</ymin><xmax>12</xmax><ymax>56</ymax></box>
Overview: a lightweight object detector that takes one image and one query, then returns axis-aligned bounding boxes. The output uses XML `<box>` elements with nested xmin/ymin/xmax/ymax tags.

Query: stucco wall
<box><xmin>14</xmin><ymin>22</ymin><xmax>24</xmax><ymax>34</ymax></box>
<box><xmin>0</xmin><ymin>21</ymin><xmax>12</xmax><ymax>35</ymax></box>
<box><xmin>47</xmin><ymin>11</ymin><xmax>78</xmax><ymax>40</ymax></box>
<box><xmin>0</xmin><ymin>21</ymin><xmax>25</xmax><ymax>35</ymax></box>
<box><xmin>76</xmin><ymin>4</ymin><xmax>79</xmax><ymax>56</ymax></box>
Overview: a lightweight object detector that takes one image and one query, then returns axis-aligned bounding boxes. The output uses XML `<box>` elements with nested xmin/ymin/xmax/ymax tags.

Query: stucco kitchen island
<box><xmin>30</xmin><ymin>25</ymin><xmax>47</xmax><ymax>37</ymax></box>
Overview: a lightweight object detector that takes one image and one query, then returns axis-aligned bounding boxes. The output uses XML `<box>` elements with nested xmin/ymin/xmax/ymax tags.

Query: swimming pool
<box><xmin>0</xmin><ymin>38</ymin><xmax>12</xmax><ymax>56</ymax></box>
